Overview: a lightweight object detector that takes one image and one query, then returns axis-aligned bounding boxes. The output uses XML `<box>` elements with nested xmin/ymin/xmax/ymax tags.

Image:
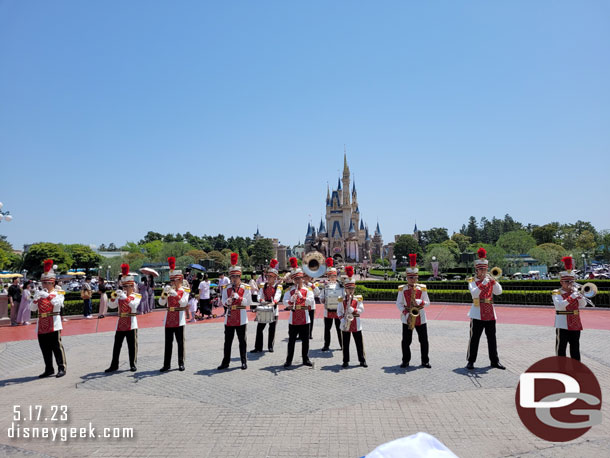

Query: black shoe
<box><xmin>303</xmin><ymin>360</ymin><xmax>313</xmax><ymax>367</ymax></box>
<box><xmin>56</xmin><ymin>369</ymin><xmax>66</xmax><ymax>378</ymax></box>
<box><xmin>130</xmin><ymin>366</ymin><xmax>137</xmax><ymax>372</ymax></box>
<box><xmin>105</xmin><ymin>366</ymin><xmax>118</xmax><ymax>373</ymax></box>
<box><xmin>283</xmin><ymin>361</ymin><xmax>292</xmax><ymax>368</ymax></box>
<box><xmin>268</xmin><ymin>347</ymin><xmax>274</xmax><ymax>353</ymax></box>
<box><xmin>309</xmin><ymin>335</ymin><xmax>313</xmax><ymax>339</ymax></box>
<box><xmin>179</xmin><ymin>365</ymin><xmax>185</xmax><ymax>371</ymax></box>
<box><xmin>241</xmin><ymin>363</ymin><xmax>247</xmax><ymax>370</ymax></box>
<box><xmin>342</xmin><ymin>362</ymin><xmax>349</xmax><ymax>368</ymax></box>
<box><xmin>421</xmin><ymin>363</ymin><xmax>431</xmax><ymax>368</ymax></box>
<box><xmin>321</xmin><ymin>346</ymin><xmax>329</xmax><ymax>351</ymax></box>
<box><xmin>360</xmin><ymin>361</ymin><xmax>368</xmax><ymax>368</ymax></box>
<box><xmin>250</xmin><ymin>349</ymin><xmax>261</xmax><ymax>353</ymax></box>
<box><xmin>217</xmin><ymin>364</ymin><xmax>229</xmax><ymax>370</ymax></box>
<box><xmin>491</xmin><ymin>362</ymin><xmax>506</xmax><ymax>370</ymax></box>
<box><xmin>466</xmin><ymin>362</ymin><xmax>475</xmax><ymax>370</ymax></box>
<box><xmin>39</xmin><ymin>370</ymin><xmax>54</xmax><ymax>378</ymax></box>
<box><xmin>400</xmin><ymin>362</ymin><xmax>408</xmax><ymax>368</ymax></box>
<box><xmin>159</xmin><ymin>366</ymin><xmax>170</xmax><ymax>372</ymax></box>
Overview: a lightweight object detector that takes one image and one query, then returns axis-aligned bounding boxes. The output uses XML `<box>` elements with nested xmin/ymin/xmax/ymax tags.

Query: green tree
<box><xmin>207</xmin><ymin>250</ymin><xmax>228</xmax><ymax>270</ymax></box>
<box><xmin>529</xmin><ymin>243</ymin><xmax>567</xmax><ymax>269</ymax></box>
<box><xmin>250</xmin><ymin>238</ymin><xmax>274</xmax><ymax>268</ymax></box>
<box><xmin>419</xmin><ymin>227</ymin><xmax>449</xmax><ymax>250</ymax></box>
<box><xmin>64</xmin><ymin>244</ymin><xmax>102</xmax><ymax>273</ymax></box>
<box><xmin>159</xmin><ymin>242</ymin><xmax>195</xmax><ymax>262</ymax></box>
<box><xmin>496</xmin><ymin>230</ymin><xmax>536</xmax><ymax>254</ymax></box>
<box><xmin>393</xmin><ymin>235</ymin><xmax>422</xmax><ymax>263</ymax></box>
<box><xmin>139</xmin><ymin>231</ymin><xmax>164</xmax><ymax>244</ymax></box>
<box><xmin>463</xmin><ymin>216</ymin><xmax>479</xmax><ymax>242</ymax></box>
<box><xmin>575</xmin><ymin>230</ymin><xmax>597</xmax><ymax>252</ymax></box>
<box><xmin>424</xmin><ymin>245</ymin><xmax>457</xmax><ymax>272</ymax></box>
<box><xmin>532</xmin><ymin>223</ymin><xmax>559</xmax><ymax>245</ymax></box>
<box><xmin>22</xmin><ymin>243</ymin><xmax>72</xmax><ymax>277</ymax></box>
<box><xmin>599</xmin><ymin>230</ymin><xmax>610</xmax><ymax>261</ymax></box>
<box><xmin>451</xmin><ymin>233</ymin><xmax>471</xmax><ymax>252</ymax></box>
<box><xmin>0</xmin><ymin>236</ymin><xmax>20</xmax><ymax>271</ymax></box>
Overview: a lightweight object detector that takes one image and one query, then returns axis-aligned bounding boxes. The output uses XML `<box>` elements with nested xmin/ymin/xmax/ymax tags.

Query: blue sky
<box><xmin>1</xmin><ymin>0</ymin><xmax>609</xmax><ymax>249</ymax></box>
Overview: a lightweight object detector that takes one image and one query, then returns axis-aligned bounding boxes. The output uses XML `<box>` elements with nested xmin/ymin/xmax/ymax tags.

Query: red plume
<box><xmin>562</xmin><ymin>256</ymin><xmax>573</xmax><ymax>270</ymax></box>
<box><xmin>326</xmin><ymin>257</ymin><xmax>334</xmax><ymax>267</ymax></box>
<box><xmin>167</xmin><ymin>256</ymin><xmax>176</xmax><ymax>270</ymax></box>
<box><xmin>43</xmin><ymin>259</ymin><xmax>54</xmax><ymax>273</ymax></box>
<box><xmin>230</xmin><ymin>253</ymin><xmax>238</xmax><ymax>266</ymax></box>
<box><xmin>269</xmin><ymin>259</ymin><xmax>278</xmax><ymax>269</ymax></box>
<box><xmin>409</xmin><ymin>253</ymin><xmax>417</xmax><ymax>267</ymax></box>
<box><xmin>121</xmin><ymin>263</ymin><xmax>130</xmax><ymax>276</ymax></box>
<box><xmin>289</xmin><ymin>257</ymin><xmax>298</xmax><ymax>269</ymax></box>
<box><xmin>345</xmin><ymin>265</ymin><xmax>354</xmax><ymax>277</ymax></box>
<box><xmin>477</xmin><ymin>247</ymin><xmax>487</xmax><ymax>259</ymax></box>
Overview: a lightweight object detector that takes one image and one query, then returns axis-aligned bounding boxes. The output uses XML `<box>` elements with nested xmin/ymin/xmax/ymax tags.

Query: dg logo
<box><xmin>515</xmin><ymin>356</ymin><xmax>602</xmax><ymax>442</ymax></box>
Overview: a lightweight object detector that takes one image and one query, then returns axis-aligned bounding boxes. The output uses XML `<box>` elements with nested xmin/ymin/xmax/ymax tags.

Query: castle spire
<box><xmin>343</xmin><ymin>148</ymin><xmax>349</xmax><ymax>177</ymax></box>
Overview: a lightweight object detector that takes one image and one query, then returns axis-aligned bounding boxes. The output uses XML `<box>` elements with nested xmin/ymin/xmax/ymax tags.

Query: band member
<box><xmin>304</xmin><ymin>274</ymin><xmax>321</xmax><ymax>339</ymax></box>
<box><xmin>159</xmin><ymin>257</ymin><xmax>190</xmax><ymax>372</ymax></box>
<box><xmin>338</xmin><ymin>266</ymin><xmax>367</xmax><ymax>368</ymax></box>
<box><xmin>218</xmin><ymin>253</ymin><xmax>252</xmax><ymax>370</ymax></box>
<box><xmin>105</xmin><ymin>264</ymin><xmax>141</xmax><ymax>372</ymax></box>
<box><xmin>466</xmin><ymin>248</ymin><xmax>505</xmax><ymax>370</ymax></box>
<box><xmin>396</xmin><ymin>254</ymin><xmax>431</xmax><ymax>368</ymax></box>
<box><xmin>251</xmin><ymin>259</ymin><xmax>283</xmax><ymax>353</ymax></box>
<box><xmin>319</xmin><ymin>257</ymin><xmax>343</xmax><ymax>351</ymax></box>
<box><xmin>553</xmin><ymin>256</ymin><xmax>586</xmax><ymax>361</ymax></box>
<box><xmin>283</xmin><ymin>257</ymin><xmax>314</xmax><ymax>368</ymax></box>
<box><xmin>30</xmin><ymin>259</ymin><xmax>67</xmax><ymax>378</ymax></box>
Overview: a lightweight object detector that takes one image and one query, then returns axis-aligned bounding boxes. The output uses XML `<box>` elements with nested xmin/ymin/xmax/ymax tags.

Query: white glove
<box><xmin>163</xmin><ymin>285</ymin><xmax>172</xmax><ymax>294</ymax></box>
<box><xmin>232</xmin><ymin>292</ymin><xmax>240</xmax><ymax>300</ymax></box>
<box><xmin>39</xmin><ymin>290</ymin><xmax>50</xmax><ymax>299</ymax></box>
<box><xmin>481</xmin><ymin>277</ymin><xmax>489</xmax><ymax>285</ymax></box>
<box><xmin>118</xmin><ymin>291</ymin><xmax>128</xmax><ymax>300</ymax></box>
<box><xmin>169</xmin><ymin>289</ymin><xmax>178</xmax><ymax>297</ymax></box>
<box><xmin>570</xmin><ymin>292</ymin><xmax>580</xmax><ymax>300</ymax></box>
<box><xmin>415</xmin><ymin>299</ymin><xmax>423</xmax><ymax>306</ymax></box>
<box><xmin>348</xmin><ymin>306</ymin><xmax>354</xmax><ymax>314</ymax></box>
<box><xmin>296</xmin><ymin>291</ymin><xmax>303</xmax><ymax>299</ymax></box>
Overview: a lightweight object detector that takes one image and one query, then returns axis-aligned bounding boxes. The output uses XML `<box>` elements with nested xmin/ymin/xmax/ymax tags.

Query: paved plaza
<box><xmin>0</xmin><ymin>313</ymin><xmax>609</xmax><ymax>457</ymax></box>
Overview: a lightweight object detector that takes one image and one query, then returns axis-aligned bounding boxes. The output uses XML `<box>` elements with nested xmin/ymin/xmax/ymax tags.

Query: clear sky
<box><xmin>1</xmin><ymin>0</ymin><xmax>609</xmax><ymax>250</ymax></box>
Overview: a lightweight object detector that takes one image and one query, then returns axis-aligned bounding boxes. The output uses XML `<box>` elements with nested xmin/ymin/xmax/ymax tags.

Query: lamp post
<box><xmin>0</xmin><ymin>202</ymin><xmax>14</xmax><ymax>222</ymax></box>
<box><xmin>431</xmin><ymin>255</ymin><xmax>439</xmax><ymax>279</ymax></box>
<box><xmin>581</xmin><ymin>253</ymin><xmax>586</xmax><ymax>278</ymax></box>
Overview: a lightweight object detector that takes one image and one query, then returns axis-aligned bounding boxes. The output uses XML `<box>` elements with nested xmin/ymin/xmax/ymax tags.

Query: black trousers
<box><xmin>556</xmin><ymin>328</ymin><xmax>581</xmax><ymax>361</ymax></box>
<box><xmin>164</xmin><ymin>326</ymin><xmax>185</xmax><ymax>367</ymax></box>
<box><xmin>342</xmin><ymin>330</ymin><xmax>365</xmax><ymax>363</ymax></box>
<box><xmin>323</xmin><ymin>317</ymin><xmax>343</xmax><ymax>349</ymax></box>
<box><xmin>38</xmin><ymin>331</ymin><xmax>66</xmax><ymax>372</ymax></box>
<box><xmin>467</xmin><ymin>319</ymin><xmax>499</xmax><ymax>364</ymax></box>
<box><xmin>402</xmin><ymin>323</ymin><xmax>429</xmax><ymax>365</ymax></box>
<box><xmin>222</xmin><ymin>324</ymin><xmax>247</xmax><ymax>365</ymax></box>
<box><xmin>286</xmin><ymin>324</ymin><xmax>310</xmax><ymax>364</ymax></box>
<box><xmin>309</xmin><ymin>310</ymin><xmax>315</xmax><ymax>338</ymax></box>
<box><xmin>199</xmin><ymin>298</ymin><xmax>212</xmax><ymax>316</ymax></box>
<box><xmin>111</xmin><ymin>329</ymin><xmax>138</xmax><ymax>367</ymax></box>
<box><xmin>255</xmin><ymin>320</ymin><xmax>277</xmax><ymax>351</ymax></box>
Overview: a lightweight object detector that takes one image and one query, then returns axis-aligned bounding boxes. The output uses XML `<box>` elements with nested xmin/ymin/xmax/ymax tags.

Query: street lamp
<box><xmin>107</xmin><ymin>265</ymin><xmax>111</xmax><ymax>281</ymax></box>
<box><xmin>0</xmin><ymin>202</ymin><xmax>13</xmax><ymax>222</ymax></box>
<box><xmin>581</xmin><ymin>253</ymin><xmax>586</xmax><ymax>278</ymax></box>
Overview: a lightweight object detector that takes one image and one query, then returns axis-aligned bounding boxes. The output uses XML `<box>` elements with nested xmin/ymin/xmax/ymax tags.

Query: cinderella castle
<box><xmin>304</xmin><ymin>154</ymin><xmax>383</xmax><ymax>263</ymax></box>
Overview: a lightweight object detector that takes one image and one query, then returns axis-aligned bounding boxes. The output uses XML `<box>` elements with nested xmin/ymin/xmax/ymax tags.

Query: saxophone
<box><xmin>341</xmin><ymin>293</ymin><xmax>354</xmax><ymax>332</ymax></box>
<box><xmin>407</xmin><ymin>286</ymin><xmax>420</xmax><ymax>331</ymax></box>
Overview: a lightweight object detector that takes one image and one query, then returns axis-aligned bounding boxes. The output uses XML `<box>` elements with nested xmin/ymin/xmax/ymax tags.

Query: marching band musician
<box><xmin>282</xmin><ymin>257</ymin><xmax>314</xmax><ymax>368</ymax></box>
<box><xmin>396</xmin><ymin>254</ymin><xmax>431</xmax><ymax>369</ymax></box>
<box><xmin>105</xmin><ymin>264</ymin><xmax>141</xmax><ymax>373</ymax></box>
<box><xmin>30</xmin><ymin>259</ymin><xmax>67</xmax><ymax>378</ymax></box>
<box><xmin>466</xmin><ymin>248</ymin><xmax>505</xmax><ymax>370</ymax></box>
<box><xmin>337</xmin><ymin>266</ymin><xmax>367</xmax><ymax>368</ymax></box>
<box><xmin>218</xmin><ymin>253</ymin><xmax>252</xmax><ymax>370</ymax></box>
<box><xmin>159</xmin><ymin>257</ymin><xmax>190</xmax><ymax>372</ymax></box>
<box><xmin>250</xmin><ymin>259</ymin><xmax>283</xmax><ymax>353</ymax></box>
<box><xmin>319</xmin><ymin>257</ymin><xmax>343</xmax><ymax>351</ymax></box>
<box><xmin>553</xmin><ymin>256</ymin><xmax>586</xmax><ymax>361</ymax></box>
<box><xmin>304</xmin><ymin>274</ymin><xmax>321</xmax><ymax>339</ymax></box>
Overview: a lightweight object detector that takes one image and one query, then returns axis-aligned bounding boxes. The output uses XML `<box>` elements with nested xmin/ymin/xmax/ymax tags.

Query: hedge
<box><xmin>357</xmin><ymin>279</ymin><xmax>610</xmax><ymax>292</ymax></box>
<box><xmin>354</xmin><ymin>285</ymin><xmax>610</xmax><ymax>306</ymax></box>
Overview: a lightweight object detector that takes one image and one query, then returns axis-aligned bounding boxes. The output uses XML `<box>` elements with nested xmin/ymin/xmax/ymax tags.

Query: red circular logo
<box><xmin>516</xmin><ymin>356</ymin><xmax>602</xmax><ymax>442</ymax></box>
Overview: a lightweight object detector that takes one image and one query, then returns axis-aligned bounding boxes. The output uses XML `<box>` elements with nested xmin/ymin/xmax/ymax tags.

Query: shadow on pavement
<box><xmin>196</xmin><ymin>366</ymin><xmax>242</xmax><ymax>376</ymax></box>
<box><xmin>452</xmin><ymin>366</ymin><xmax>491</xmax><ymax>376</ymax></box>
<box><xmin>0</xmin><ymin>375</ymin><xmax>41</xmax><ymax>387</ymax></box>
<box><xmin>80</xmin><ymin>370</ymin><xmax>116</xmax><ymax>382</ymax></box>
<box><xmin>131</xmin><ymin>369</ymin><xmax>163</xmax><ymax>382</ymax></box>
<box><xmin>259</xmin><ymin>364</ymin><xmax>288</xmax><ymax>375</ymax></box>
<box><xmin>319</xmin><ymin>363</ymin><xmax>351</xmax><ymax>373</ymax></box>
<box><xmin>381</xmin><ymin>365</ymin><xmax>418</xmax><ymax>374</ymax></box>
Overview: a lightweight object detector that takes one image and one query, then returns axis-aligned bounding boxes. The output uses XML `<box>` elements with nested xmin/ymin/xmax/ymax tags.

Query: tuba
<box><xmin>303</xmin><ymin>251</ymin><xmax>327</xmax><ymax>278</ymax></box>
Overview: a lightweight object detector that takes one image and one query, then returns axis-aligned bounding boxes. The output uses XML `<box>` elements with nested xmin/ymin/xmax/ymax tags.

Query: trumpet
<box><xmin>110</xmin><ymin>289</ymin><xmax>121</xmax><ymax>301</ymax></box>
<box><xmin>572</xmin><ymin>282</ymin><xmax>598</xmax><ymax>307</ymax></box>
<box><xmin>160</xmin><ymin>285</ymin><xmax>171</xmax><ymax>301</ymax></box>
<box><xmin>489</xmin><ymin>267</ymin><xmax>502</xmax><ymax>280</ymax></box>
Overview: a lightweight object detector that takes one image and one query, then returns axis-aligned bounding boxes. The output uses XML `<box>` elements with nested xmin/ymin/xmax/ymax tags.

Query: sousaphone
<box><xmin>303</xmin><ymin>251</ymin><xmax>327</xmax><ymax>278</ymax></box>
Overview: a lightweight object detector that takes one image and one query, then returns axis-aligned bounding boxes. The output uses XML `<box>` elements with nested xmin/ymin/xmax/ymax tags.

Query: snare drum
<box><xmin>256</xmin><ymin>305</ymin><xmax>275</xmax><ymax>323</ymax></box>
